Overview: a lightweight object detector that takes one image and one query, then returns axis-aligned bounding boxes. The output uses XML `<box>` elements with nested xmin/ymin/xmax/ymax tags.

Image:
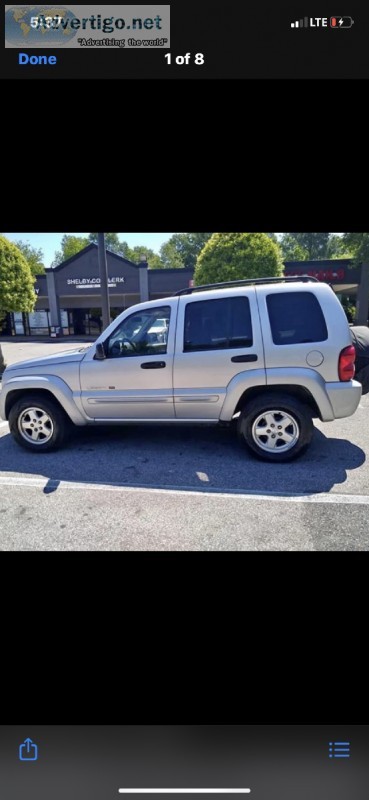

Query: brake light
<box><xmin>338</xmin><ymin>345</ymin><xmax>356</xmax><ymax>381</ymax></box>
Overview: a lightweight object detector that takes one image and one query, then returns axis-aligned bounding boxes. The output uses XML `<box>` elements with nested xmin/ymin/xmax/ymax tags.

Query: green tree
<box><xmin>0</xmin><ymin>235</ymin><xmax>36</xmax><ymax>315</ymax></box>
<box><xmin>194</xmin><ymin>232</ymin><xmax>283</xmax><ymax>286</ymax></box>
<box><xmin>159</xmin><ymin>240</ymin><xmax>185</xmax><ymax>269</ymax></box>
<box><xmin>340</xmin><ymin>296</ymin><xmax>356</xmax><ymax>323</ymax></box>
<box><xmin>88</xmin><ymin>232</ymin><xmax>129</xmax><ymax>256</ymax></box>
<box><xmin>126</xmin><ymin>245</ymin><xmax>164</xmax><ymax>269</ymax></box>
<box><xmin>14</xmin><ymin>240</ymin><xmax>45</xmax><ymax>277</ymax></box>
<box><xmin>326</xmin><ymin>234</ymin><xmax>352</xmax><ymax>259</ymax></box>
<box><xmin>280</xmin><ymin>233</ymin><xmax>330</xmax><ymax>260</ymax></box>
<box><xmin>160</xmin><ymin>233</ymin><xmax>213</xmax><ymax>269</ymax></box>
<box><xmin>279</xmin><ymin>234</ymin><xmax>308</xmax><ymax>261</ymax></box>
<box><xmin>342</xmin><ymin>233</ymin><xmax>369</xmax><ymax>263</ymax></box>
<box><xmin>51</xmin><ymin>234</ymin><xmax>89</xmax><ymax>267</ymax></box>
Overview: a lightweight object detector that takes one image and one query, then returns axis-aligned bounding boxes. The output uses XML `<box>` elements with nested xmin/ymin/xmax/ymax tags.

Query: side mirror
<box><xmin>94</xmin><ymin>342</ymin><xmax>106</xmax><ymax>360</ymax></box>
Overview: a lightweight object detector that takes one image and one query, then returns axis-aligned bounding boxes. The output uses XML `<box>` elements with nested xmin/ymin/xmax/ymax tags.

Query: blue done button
<box><xmin>19</xmin><ymin>53</ymin><xmax>57</xmax><ymax>64</ymax></box>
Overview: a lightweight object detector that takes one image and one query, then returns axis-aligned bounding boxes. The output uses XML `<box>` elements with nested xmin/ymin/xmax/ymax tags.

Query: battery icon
<box><xmin>330</xmin><ymin>16</ymin><xmax>354</xmax><ymax>27</ymax></box>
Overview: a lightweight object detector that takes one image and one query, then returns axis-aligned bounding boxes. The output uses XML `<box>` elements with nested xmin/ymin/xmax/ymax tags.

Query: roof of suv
<box><xmin>175</xmin><ymin>276</ymin><xmax>320</xmax><ymax>296</ymax></box>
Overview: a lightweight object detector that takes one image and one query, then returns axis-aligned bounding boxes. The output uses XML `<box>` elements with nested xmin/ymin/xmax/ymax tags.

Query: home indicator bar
<box><xmin>118</xmin><ymin>789</ymin><xmax>251</xmax><ymax>794</ymax></box>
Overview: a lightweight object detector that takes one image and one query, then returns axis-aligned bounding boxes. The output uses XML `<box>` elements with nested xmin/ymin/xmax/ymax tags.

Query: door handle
<box><xmin>231</xmin><ymin>354</ymin><xmax>258</xmax><ymax>363</ymax></box>
<box><xmin>141</xmin><ymin>361</ymin><xmax>166</xmax><ymax>369</ymax></box>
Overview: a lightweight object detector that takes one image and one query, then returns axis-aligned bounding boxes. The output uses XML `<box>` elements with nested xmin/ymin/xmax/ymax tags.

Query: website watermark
<box><xmin>5</xmin><ymin>5</ymin><xmax>170</xmax><ymax>48</ymax></box>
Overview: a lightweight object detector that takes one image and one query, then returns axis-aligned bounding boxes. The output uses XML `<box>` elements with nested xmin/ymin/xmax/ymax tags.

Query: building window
<box><xmin>27</xmin><ymin>310</ymin><xmax>50</xmax><ymax>336</ymax></box>
<box><xmin>13</xmin><ymin>312</ymin><xmax>25</xmax><ymax>335</ymax></box>
<box><xmin>60</xmin><ymin>309</ymin><xmax>69</xmax><ymax>334</ymax></box>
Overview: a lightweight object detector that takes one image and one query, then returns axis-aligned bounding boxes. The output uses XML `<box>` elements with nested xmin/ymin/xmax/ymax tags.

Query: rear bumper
<box><xmin>0</xmin><ymin>387</ymin><xmax>5</xmax><ymax>421</ymax></box>
<box><xmin>325</xmin><ymin>380</ymin><xmax>362</xmax><ymax>420</ymax></box>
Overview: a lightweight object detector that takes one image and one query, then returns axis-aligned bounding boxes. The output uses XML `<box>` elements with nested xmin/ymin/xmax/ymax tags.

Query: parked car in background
<box><xmin>0</xmin><ymin>344</ymin><xmax>6</xmax><ymax>378</ymax></box>
<box><xmin>0</xmin><ymin>276</ymin><xmax>362</xmax><ymax>461</ymax></box>
<box><xmin>350</xmin><ymin>325</ymin><xmax>369</xmax><ymax>394</ymax></box>
<box><xmin>147</xmin><ymin>317</ymin><xmax>169</xmax><ymax>344</ymax></box>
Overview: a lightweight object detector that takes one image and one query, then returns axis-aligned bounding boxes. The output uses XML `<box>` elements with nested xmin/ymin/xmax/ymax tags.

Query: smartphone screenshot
<box><xmin>1</xmin><ymin>0</ymin><xmax>366</xmax><ymax>762</ymax></box>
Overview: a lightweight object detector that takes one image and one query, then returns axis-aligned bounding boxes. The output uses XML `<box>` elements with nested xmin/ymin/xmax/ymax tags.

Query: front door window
<box><xmin>106</xmin><ymin>306</ymin><xmax>171</xmax><ymax>358</ymax></box>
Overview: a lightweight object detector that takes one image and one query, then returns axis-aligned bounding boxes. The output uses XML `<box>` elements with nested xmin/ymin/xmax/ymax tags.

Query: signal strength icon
<box><xmin>291</xmin><ymin>17</ymin><xmax>309</xmax><ymax>27</ymax></box>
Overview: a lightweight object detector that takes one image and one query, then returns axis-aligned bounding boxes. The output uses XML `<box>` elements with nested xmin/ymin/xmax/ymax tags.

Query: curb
<box><xmin>0</xmin><ymin>336</ymin><xmax>95</xmax><ymax>343</ymax></box>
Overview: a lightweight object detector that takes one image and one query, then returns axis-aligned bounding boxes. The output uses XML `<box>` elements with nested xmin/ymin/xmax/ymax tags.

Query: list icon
<box><xmin>329</xmin><ymin>742</ymin><xmax>350</xmax><ymax>758</ymax></box>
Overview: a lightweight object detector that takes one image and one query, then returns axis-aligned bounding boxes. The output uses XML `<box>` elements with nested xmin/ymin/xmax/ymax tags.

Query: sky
<box><xmin>3</xmin><ymin>233</ymin><xmax>344</xmax><ymax>269</ymax></box>
<box><xmin>3</xmin><ymin>233</ymin><xmax>175</xmax><ymax>268</ymax></box>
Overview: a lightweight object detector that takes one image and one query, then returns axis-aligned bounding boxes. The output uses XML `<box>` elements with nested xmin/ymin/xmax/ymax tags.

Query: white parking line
<box><xmin>0</xmin><ymin>422</ymin><xmax>8</xmax><ymax>428</ymax></box>
<box><xmin>0</xmin><ymin>476</ymin><xmax>368</xmax><ymax>504</ymax></box>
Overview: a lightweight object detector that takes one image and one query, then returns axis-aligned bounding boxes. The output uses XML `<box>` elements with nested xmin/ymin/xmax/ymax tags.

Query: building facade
<box><xmin>2</xmin><ymin>244</ymin><xmax>194</xmax><ymax>337</ymax></box>
<box><xmin>2</xmin><ymin>246</ymin><xmax>369</xmax><ymax>337</ymax></box>
<box><xmin>284</xmin><ymin>259</ymin><xmax>369</xmax><ymax>324</ymax></box>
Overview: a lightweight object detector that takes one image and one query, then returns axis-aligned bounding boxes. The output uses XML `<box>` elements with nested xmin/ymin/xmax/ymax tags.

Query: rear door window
<box><xmin>184</xmin><ymin>296</ymin><xmax>253</xmax><ymax>352</ymax></box>
<box><xmin>266</xmin><ymin>291</ymin><xmax>328</xmax><ymax>345</ymax></box>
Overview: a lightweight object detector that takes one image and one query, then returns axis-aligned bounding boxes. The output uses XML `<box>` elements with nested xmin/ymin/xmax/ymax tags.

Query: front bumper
<box><xmin>0</xmin><ymin>381</ymin><xmax>5</xmax><ymax>421</ymax></box>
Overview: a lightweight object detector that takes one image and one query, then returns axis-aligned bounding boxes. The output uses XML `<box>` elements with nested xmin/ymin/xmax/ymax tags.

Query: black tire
<box><xmin>356</xmin><ymin>364</ymin><xmax>369</xmax><ymax>395</ymax></box>
<box><xmin>237</xmin><ymin>392</ymin><xmax>314</xmax><ymax>462</ymax></box>
<box><xmin>8</xmin><ymin>393</ymin><xmax>71</xmax><ymax>452</ymax></box>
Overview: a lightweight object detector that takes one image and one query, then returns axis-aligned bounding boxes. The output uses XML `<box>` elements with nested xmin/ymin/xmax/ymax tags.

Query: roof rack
<box><xmin>175</xmin><ymin>275</ymin><xmax>319</xmax><ymax>296</ymax></box>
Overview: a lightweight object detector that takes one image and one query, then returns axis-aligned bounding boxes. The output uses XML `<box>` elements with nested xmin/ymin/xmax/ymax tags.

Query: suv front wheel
<box><xmin>237</xmin><ymin>393</ymin><xmax>314</xmax><ymax>462</ymax></box>
<box><xmin>9</xmin><ymin>394</ymin><xmax>70</xmax><ymax>452</ymax></box>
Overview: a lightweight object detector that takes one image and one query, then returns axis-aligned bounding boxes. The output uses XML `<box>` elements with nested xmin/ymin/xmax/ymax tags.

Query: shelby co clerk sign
<box><xmin>66</xmin><ymin>276</ymin><xmax>126</xmax><ymax>288</ymax></box>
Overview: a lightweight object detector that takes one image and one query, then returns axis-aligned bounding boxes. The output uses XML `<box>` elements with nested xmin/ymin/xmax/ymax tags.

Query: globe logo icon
<box><xmin>5</xmin><ymin>6</ymin><xmax>78</xmax><ymax>46</ymax></box>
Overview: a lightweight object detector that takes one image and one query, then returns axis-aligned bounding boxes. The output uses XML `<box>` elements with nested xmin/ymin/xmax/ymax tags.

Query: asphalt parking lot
<box><xmin>1</xmin><ymin>340</ymin><xmax>369</xmax><ymax>550</ymax></box>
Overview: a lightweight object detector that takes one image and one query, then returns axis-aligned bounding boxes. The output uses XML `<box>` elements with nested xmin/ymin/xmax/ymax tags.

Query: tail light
<box><xmin>338</xmin><ymin>345</ymin><xmax>356</xmax><ymax>381</ymax></box>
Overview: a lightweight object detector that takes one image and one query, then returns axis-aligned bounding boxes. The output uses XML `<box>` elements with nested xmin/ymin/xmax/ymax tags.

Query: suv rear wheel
<box><xmin>9</xmin><ymin>394</ymin><xmax>70</xmax><ymax>452</ymax></box>
<box><xmin>237</xmin><ymin>393</ymin><xmax>314</xmax><ymax>462</ymax></box>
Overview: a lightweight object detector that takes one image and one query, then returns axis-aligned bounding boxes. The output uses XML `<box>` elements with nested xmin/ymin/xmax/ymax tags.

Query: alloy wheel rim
<box><xmin>251</xmin><ymin>409</ymin><xmax>299</xmax><ymax>453</ymax></box>
<box><xmin>18</xmin><ymin>406</ymin><xmax>54</xmax><ymax>445</ymax></box>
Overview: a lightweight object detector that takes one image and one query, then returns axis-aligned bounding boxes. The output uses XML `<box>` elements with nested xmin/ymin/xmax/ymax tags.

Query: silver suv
<box><xmin>0</xmin><ymin>277</ymin><xmax>362</xmax><ymax>462</ymax></box>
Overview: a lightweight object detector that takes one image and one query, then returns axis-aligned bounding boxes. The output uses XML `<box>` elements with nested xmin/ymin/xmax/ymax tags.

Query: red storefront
<box><xmin>284</xmin><ymin>259</ymin><xmax>369</xmax><ymax>324</ymax></box>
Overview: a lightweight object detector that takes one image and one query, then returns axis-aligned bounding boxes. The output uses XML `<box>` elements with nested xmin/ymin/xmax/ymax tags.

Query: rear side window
<box><xmin>266</xmin><ymin>292</ymin><xmax>328</xmax><ymax>345</ymax></box>
<box><xmin>184</xmin><ymin>296</ymin><xmax>253</xmax><ymax>352</ymax></box>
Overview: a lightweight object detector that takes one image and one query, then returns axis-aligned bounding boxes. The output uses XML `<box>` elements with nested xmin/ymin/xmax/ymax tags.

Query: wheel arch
<box><xmin>232</xmin><ymin>384</ymin><xmax>321</xmax><ymax>418</ymax></box>
<box><xmin>3</xmin><ymin>377</ymin><xmax>86</xmax><ymax>425</ymax></box>
<box><xmin>5</xmin><ymin>388</ymin><xmax>73</xmax><ymax>423</ymax></box>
